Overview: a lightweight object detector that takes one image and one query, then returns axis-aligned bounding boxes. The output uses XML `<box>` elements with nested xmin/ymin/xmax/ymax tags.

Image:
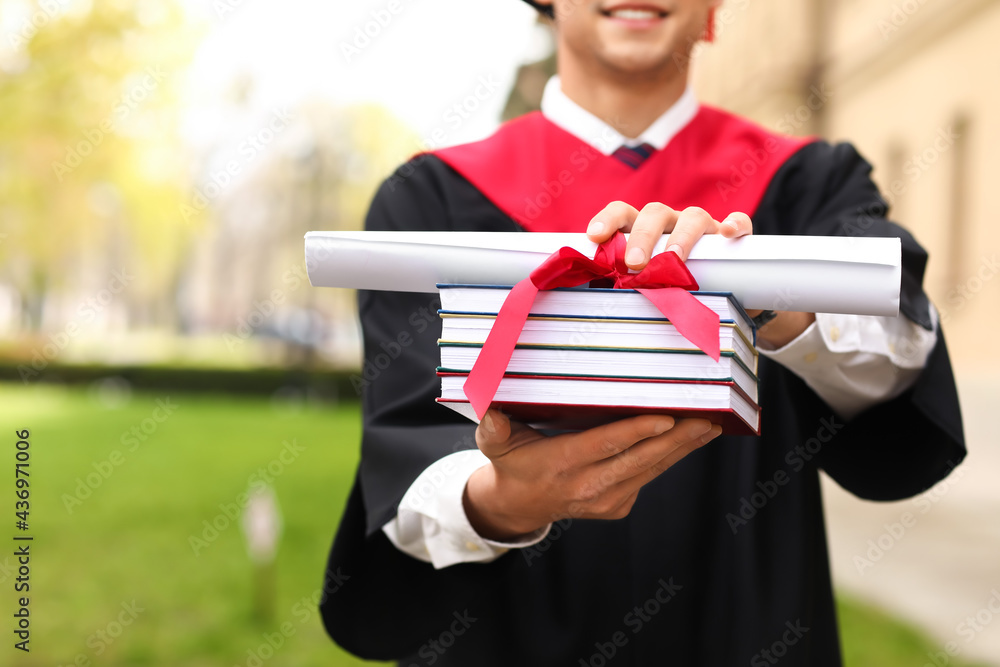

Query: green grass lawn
<box><xmin>2</xmin><ymin>382</ymin><xmax>387</xmax><ymax>667</ymax></box>
<box><xmin>0</xmin><ymin>382</ymin><xmax>984</xmax><ymax>666</ymax></box>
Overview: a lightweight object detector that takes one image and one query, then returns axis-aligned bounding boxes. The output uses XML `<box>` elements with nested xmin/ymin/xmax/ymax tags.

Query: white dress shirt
<box><xmin>383</xmin><ymin>76</ymin><xmax>938</xmax><ymax>569</ymax></box>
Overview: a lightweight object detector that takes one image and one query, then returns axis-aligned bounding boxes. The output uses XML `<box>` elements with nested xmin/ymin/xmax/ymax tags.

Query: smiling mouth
<box><xmin>601</xmin><ymin>6</ymin><xmax>669</xmax><ymax>20</ymax></box>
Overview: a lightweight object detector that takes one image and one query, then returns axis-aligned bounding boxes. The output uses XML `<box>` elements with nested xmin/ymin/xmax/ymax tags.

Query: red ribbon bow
<box><xmin>463</xmin><ymin>233</ymin><xmax>722</xmax><ymax>419</ymax></box>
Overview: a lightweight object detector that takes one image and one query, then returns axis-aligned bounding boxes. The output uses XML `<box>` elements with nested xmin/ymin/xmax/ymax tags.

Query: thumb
<box><xmin>475</xmin><ymin>409</ymin><xmax>512</xmax><ymax>457</ymax></box>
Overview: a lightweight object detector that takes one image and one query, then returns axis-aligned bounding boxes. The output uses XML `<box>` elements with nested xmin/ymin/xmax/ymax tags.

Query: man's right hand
<box><xmin>462</xmin><ymin>410</ymin><xmax>723</xmax><ymax>541</ymax></box>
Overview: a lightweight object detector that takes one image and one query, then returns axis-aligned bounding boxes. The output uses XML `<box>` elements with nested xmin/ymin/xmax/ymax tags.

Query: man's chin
<box><xmin>596</xmin><ymin>48</ymin><xmax>684</xmax><ymax>78</ymax></box>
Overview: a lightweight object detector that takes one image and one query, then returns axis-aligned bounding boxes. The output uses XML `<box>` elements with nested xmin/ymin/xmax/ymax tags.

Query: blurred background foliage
<box><xmin>0</xmin><ymin>0</ymin><xmax>199</xmax><ymax>327</ymax></box>
<box><xmin>0</xmin><ymin>0</ymin><xmax>416</xmax><ymax>372</ymax></box>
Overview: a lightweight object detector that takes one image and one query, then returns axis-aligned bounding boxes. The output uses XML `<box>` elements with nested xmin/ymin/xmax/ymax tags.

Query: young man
<box><xmin>321</xmin><ymin>1</ymin><xmax>965</xmax><ymax>664</ymax></box>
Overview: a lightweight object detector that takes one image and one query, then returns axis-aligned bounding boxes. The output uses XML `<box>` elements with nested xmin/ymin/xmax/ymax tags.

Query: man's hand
<box><xmin>586</xmin><ymin>201</ymin><xmax>752</xmax><ymax>267</ymax></box>
<box><xmin>585</xmin><ymin>201</ymin><xmax>815</xmax><ymax>347</ymax></box>
<box><xmin>463</xmin><ymin>410</ymin><xmax>722</xmax><ymax>541</ymax></box>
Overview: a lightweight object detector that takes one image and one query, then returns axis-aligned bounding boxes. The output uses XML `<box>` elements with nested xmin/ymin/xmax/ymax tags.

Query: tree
<box><xmin>0</xmin><ymin>0</ymin><xmax>204</xmax><ymax>332</ymax></box>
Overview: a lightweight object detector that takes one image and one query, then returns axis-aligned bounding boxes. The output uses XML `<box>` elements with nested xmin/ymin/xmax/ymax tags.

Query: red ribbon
<box><xmin>463</xmin><ymin>233</ymin><xmax>722</xmax><ymax>419</ymax></box>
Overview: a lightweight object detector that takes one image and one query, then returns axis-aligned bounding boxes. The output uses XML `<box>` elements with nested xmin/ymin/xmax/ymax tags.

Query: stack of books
<box><xmin>435</xmin><ymin>284</ymin><xmax>761</xmax><ymax>436</ymax></box>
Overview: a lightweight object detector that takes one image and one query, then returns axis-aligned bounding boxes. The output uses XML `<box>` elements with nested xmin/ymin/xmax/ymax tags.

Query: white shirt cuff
<box><xmin>382</xmin><ymin>449</ymin><xmax>552</xmax><ymax>569</ymax></box>
<box><xmin>758</xmin><ymin>310</ymin><xmax>937</xmax><ymax>420</ymax></box>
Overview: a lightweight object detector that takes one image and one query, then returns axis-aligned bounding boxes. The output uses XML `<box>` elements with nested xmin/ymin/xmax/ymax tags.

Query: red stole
<box><xmin>434</xmin><ymin>108</ymin><xmax>813</xmax><ymax>232</ymax></box>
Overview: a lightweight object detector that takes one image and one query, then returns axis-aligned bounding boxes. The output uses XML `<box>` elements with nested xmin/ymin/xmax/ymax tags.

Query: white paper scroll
<box><xmin>305</xmin><ymin>231</ymin><xmax>901</xmax><ymax>316</ymax></box>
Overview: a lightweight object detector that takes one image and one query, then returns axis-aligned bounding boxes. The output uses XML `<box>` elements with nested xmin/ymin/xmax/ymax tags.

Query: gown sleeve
<box><xmin>320</xmin><ymin>155</ymin><xmax>519</xmax><ymax>658</ymax></box>
<box><xmin>753</xmin><ymin>140</ymin><xmax>966</xmax><ymax>500</ymax></box>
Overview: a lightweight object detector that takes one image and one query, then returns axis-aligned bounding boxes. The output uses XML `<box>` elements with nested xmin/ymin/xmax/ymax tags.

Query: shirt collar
<box><xmin>539</xmin><ymin>75</ymin><xmax>699</xmax><ymax>156</ymax></box>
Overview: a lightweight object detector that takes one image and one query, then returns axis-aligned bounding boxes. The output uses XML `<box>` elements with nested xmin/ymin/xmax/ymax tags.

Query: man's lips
<box><xmin>600</xmin><ymin>4</ymin><xmax>669</xmax><ymax>21</ymax></box>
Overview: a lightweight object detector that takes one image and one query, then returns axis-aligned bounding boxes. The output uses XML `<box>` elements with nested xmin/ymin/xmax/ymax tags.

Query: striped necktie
<box><xmin>612</xmin><ymin>142</ymin><xmax>655</xmax><ymax>169</ymax></box>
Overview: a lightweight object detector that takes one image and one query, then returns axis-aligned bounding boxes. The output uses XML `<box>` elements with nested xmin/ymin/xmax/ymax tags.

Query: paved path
<box><xmin>823</xmin><ymin>371</ymin><xmax>1000</xmax><ymax>665</ymax></box>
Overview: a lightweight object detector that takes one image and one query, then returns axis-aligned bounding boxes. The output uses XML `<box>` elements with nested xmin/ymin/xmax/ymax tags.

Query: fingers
<box><xmin>586</xmin><ymin>201</ymin><xmax>639</xmax><ymax>242</ymax></box>
<box><xmin>475</xmin><ymin>409</ymin><xmax>512</xmax><ymax>458</ymax></box>
<box><xmin>472</xmin><ymin>411</ymin><xmax>724</xmax><ymax>527</ymax></box>
<box><xmin>611</xmin><ymin>422</ymin><xmax>722</xmax><ymax>500</ymax></box>
<box><xmin>587</xmin><ymin>202</ymin><xmax>754</xmax><ymax>270</ymax></box>
<box><xmin>642</xmin><ymin>423</ymin><xmax>722</xmax><ymax>481</ymax></box>
<box><xmin>665</xmin><ymin>207</ymin><xmax>754</xmax><ymax>261</ymax></box>
<box><xmin>625</xmin><ymin>203</ymin><xmax>680</xmax><ymax>269</ymax></box>
<box><xmin>719</xmin><ymin>211</ymin><xmax>752</xmax><ymax>238</ymax></box>
<box><xmin>598</xmin><ymin>490</ymin><xmax>641</xmax><ymax>521</ymax></box>
<box><xmin>587</xmin><ymin>201</ymin><xmax>682</xmax><ymax>270</ymax></box>
<box><xmin>660</xmin><ymin>206</ymin><xmax>719</xmax><ymax>262</ymax></box>
<box><xmin>598</xmin><ymin>418</ymin><xmax>717</xmax><ymax>483</ymax></box>
<box><xmin>566</xmin><ymin>419</ymin><xmax>721</xmax><ymax>520</ymax></box>
<box><xmin>573</xmin><ymin>413</ymin><xmax>677</xmax><ymax>465</ymax></box>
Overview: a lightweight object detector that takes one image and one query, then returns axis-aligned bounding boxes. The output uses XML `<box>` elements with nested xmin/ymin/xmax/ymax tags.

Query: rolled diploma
<box><xmin>305</xmin><ymin>231</ymin><xmax>901</xmax><ymax>317</ymax></box>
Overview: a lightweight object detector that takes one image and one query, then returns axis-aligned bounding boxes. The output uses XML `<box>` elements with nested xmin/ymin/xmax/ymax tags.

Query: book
<box><xmin>439</xmin><ymin>313</ymin><xmax>758</xmax><ymax>373</ymax></box>
<box><xmin>436</xmin><ymin>373</ymin><xmax>760</xmax><ymax>436</ymax></box>
<box><xmin>435</xmin><ymin>284</ymin><xmax>762</xmax><ymax>435</ymax></box>
<box><xmin>439</xmin><ymin>285</ymin><xmax>756</xmax><ymax>340</ymax></box>
<box><xmin>437</xmin><ymin>345</ymin><xmax>758</xmax><ymax>402</ymax></box>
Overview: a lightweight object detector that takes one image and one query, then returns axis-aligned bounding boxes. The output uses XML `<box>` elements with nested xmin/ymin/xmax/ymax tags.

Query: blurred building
<box><xmin>507</xmin><ymin>1</ymin><xmax>998</xmax><ymax>373</ymax></box>
<box><xmin>693</xmin><ymin>0</ymin><xmax>999</xmax><ymax>372</ymax></box>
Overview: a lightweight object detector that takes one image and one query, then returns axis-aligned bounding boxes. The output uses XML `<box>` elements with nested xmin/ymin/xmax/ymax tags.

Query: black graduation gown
<box><xmin>319</xmin><ymin>130</ymin><xmax>965</xmax><ymax>666</ymax></box>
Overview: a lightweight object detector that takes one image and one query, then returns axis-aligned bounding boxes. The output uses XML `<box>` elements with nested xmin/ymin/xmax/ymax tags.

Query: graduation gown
<box><xmin>320</xmin><ymin>108</ymin><xmax>965</xmax><ymax>666</ymax></box>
